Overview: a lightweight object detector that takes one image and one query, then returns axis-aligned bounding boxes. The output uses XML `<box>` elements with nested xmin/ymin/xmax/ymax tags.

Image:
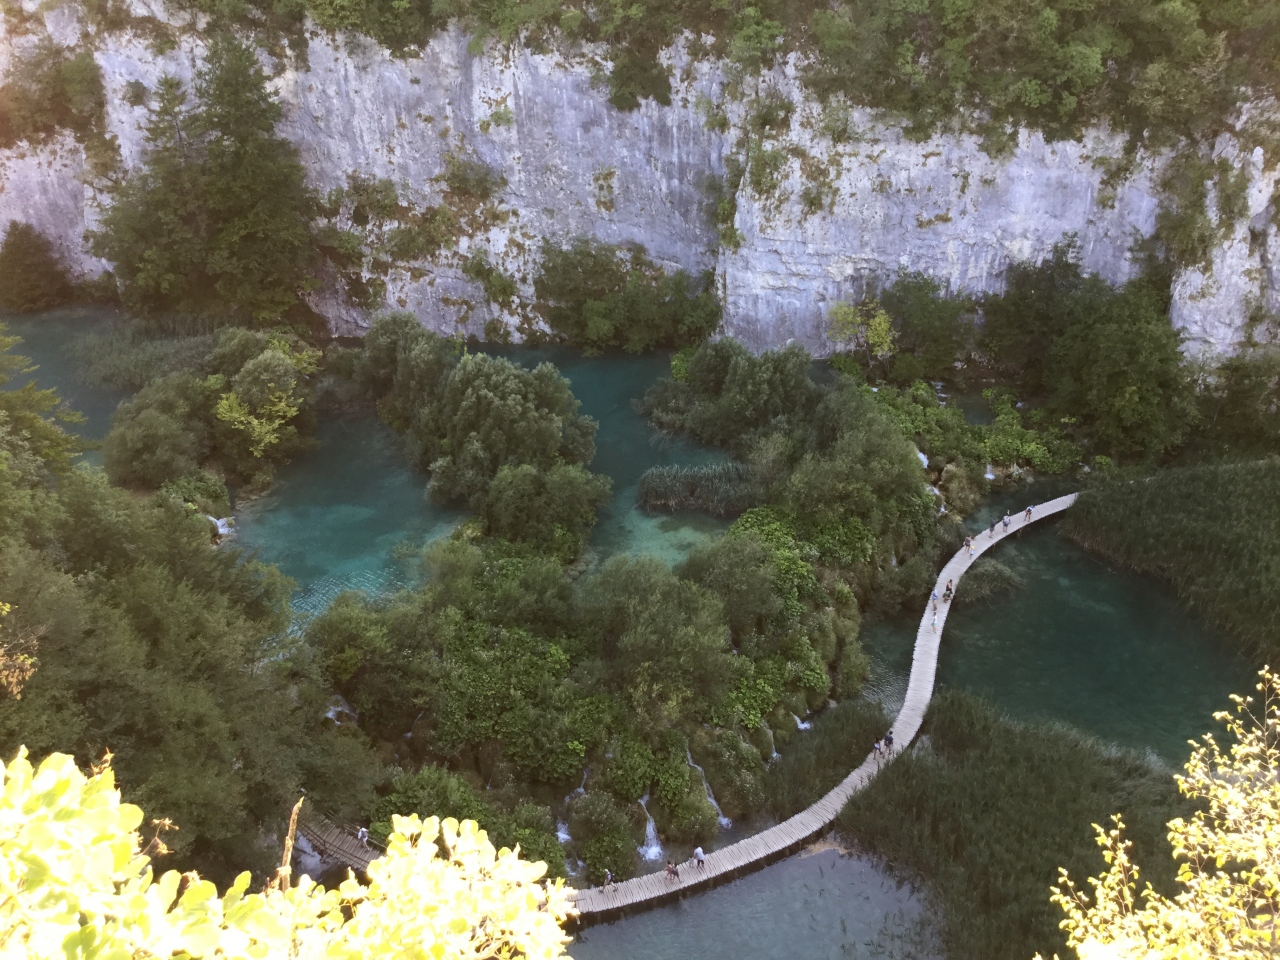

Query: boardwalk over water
<box><xmin>303</xmin><ymin>494</ymin><xmax>1078</xmax><ymax>923</ymax></box>
<box><xmin>566</xmin><ymin>492</ymin><xmax>1078</xmax><ymax>923</ymax></box>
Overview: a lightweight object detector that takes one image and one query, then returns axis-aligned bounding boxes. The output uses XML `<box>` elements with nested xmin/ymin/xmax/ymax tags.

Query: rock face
<box><xmin>2</xmin><ymin>2</ymin><xmax>1278</xmax><ymax>354</ymax></box>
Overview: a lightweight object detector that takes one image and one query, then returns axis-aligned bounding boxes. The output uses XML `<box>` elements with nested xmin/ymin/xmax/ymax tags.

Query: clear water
<box><xmin>491</xmin><ymin>345</ymin><xmax>730</xmax><ymax>568</ymax></box>
<box><xmin>2</xmin><ymin>309</ymin><xmax>129</xmax><ymax>460</ymax></box>
<box><xmin>862</xmin><ymin>497</ymin><xmax>1256</xmax><ymax>764</ymax></box>
<box><xmin>571</xmin><ymin>844</ymin><xmax>941</xmax><ymax>960</ymax></box>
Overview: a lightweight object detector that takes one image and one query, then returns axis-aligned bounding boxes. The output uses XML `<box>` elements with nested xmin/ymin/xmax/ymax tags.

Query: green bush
<box><xmin>0</xmin><ymin>41</ymin><xmax>105</xmax><ymax>148</ymax></box>
<box><xmin>73</xmin><ymin>324</ymin><xmax>218</xmax><ymax>391</ymax></box>
<box><xmin>569</xmin><ymin>791</ymin><xmax>637</xmax><ymax>883</ymax></box>
<box><xmin>534</xmin><ymin>237</ymin><xmax>720</xmax><ymax>354</ymax></box>
<box><xmin>839</xmin><ymin>690</ymin><xmax>1186</xmax><ymax>960</ymax></box>
<box><xmin>103</xmin><ymin>373</ymin><xmax>215</xmax><ymax>489</ymax></box>
<box><xmin>0</xmin><ymin>222</ymin><xmax>75</xmax><ymax>313</ymax></box>
<box><xmin>483</xmin><ymin>462</ymin><xmax>612</xmax><ymax>560</ymax></box>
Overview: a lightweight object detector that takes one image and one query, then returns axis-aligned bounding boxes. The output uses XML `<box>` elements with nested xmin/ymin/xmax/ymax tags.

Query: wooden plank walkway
<box><xmin>566</xmin><ymin>492</ymin><xmax>1079</xmax><ymax>924</ymax></box>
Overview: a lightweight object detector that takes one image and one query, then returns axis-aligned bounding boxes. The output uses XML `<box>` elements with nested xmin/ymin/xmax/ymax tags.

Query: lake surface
<box><xmin>862</xmin><ymin>496</ymin><xmax>1255</xmax><ymax>764</ymax></box>
<box><xmin>571</xmin><ymin>844</ymin><xmax>941</xmax><ymax>960</ymax></box>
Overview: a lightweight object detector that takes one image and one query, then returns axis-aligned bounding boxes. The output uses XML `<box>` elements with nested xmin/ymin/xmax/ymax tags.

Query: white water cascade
<box><xmin>636</xmin><ymin>794</ymin><xmax>664</xmax><ymax>861</ymax></box>
<box><xmin>556</xmin><ymin>768</ymin><xmax>589</xmax><ymax>845</ymax></box>
<box><xmin>792</xmin><ymin>713</ymin><xmax>813</xmax><ymax>731</ymax></box>
<box><xmin>686</xmin><ymin>749</ymin><xmax>733</xmax><ymax>829</ymax></box>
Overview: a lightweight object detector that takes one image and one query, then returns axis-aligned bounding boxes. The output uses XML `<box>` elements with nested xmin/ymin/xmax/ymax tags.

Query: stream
<box><xmin>3</xmin><ymin>310</ymin><xmax>1259</xmax><ymax>959</ymax></box>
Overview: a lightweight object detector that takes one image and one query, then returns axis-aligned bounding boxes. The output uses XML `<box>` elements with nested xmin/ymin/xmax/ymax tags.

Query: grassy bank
<box><xmin>838</xmin><ymin>691</ymin><xmax>1186</xmax><ymax>960</ymax></box>
<box><xmin>1061</xmin><ymin>458</ymin><xmax>1280</xmax><ymax>661</ymax></box>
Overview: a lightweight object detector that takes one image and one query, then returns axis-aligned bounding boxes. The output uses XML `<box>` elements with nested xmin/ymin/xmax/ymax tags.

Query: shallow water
<box><xmin>862</xmin><ymin>499</ymin><xmax>1255</xmax><ymax>764</ymax></box>
<box><xmin>571</xmin><ymin>844</ymin><xmax>941</xmax><ymax>960</ymax></box>
<box><xmin>2</xmin><ymin>309</ymin><xmax>128</xmax><ymax>458</ymax></box>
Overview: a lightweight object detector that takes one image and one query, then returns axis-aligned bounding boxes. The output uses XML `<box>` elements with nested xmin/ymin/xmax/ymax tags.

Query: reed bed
<box><xmin>1061</xmin><ymin>457</ymin><xmax>1280</xmax><ymax>661</ymax></box>
<box><xmin>839</xmin><ymin>690</ymin><xmax>1186</xmax><ymax>960</ymax></box>
<box><xmin>761</xmin><ymin>697</ymin><xmax>886</xmax><ymax>820</ymax></box>
<box><xmin>637</xmin><ymin>460</ymin><xmax>762</xmax><ymax>516</ymax></box>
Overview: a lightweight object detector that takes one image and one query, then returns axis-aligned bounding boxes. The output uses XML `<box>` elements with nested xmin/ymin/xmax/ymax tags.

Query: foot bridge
<box><xmin>307</xmin><ymin>494</ymin><xmax>1079</xmax><ymax>925</ymax></box>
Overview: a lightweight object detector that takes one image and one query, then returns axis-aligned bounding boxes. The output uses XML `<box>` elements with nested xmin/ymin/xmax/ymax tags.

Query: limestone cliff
<box><xmin>2</xmin><ymin>0</ymin><xmax>1277</xmax><ymax>354</ymax></box>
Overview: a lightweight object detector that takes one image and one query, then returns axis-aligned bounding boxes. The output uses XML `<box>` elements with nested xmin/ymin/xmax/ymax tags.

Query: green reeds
<box><xmin>761</xmin><ymin>697</ymin><xmax>886</xmax><ymax>820</ymax></box>
<box><xmin>1061</xmin><ymin>457</ymin><xmax>1280</xmax><ymax>661</ymax></box>
<box><xmin>637</xmin><ymin>460</ymin><xmax>763</xmax><ymax>517</ymax></box>
<box><xmin>839</xmin><ymin>690</ymin><xmax>1186</xmax><ymax>960</ymax></box>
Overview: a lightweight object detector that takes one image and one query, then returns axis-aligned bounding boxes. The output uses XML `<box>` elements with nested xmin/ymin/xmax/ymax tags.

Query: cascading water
<box><xmin>636</xmin><ymin>794</ymin><xmax>664</xmax><ymax>861</ymax></box>
<box><xmin>792</xmin><ymin>713</ymin><xmax>812</xmax><ymax>731</ymax></box>
<box><xmin>557</xmin><ymin>768</ymin><xmax>589</xmax><ymax>846</ymax></box>
<box><xmin>686</xmin><ymin>749</ymin><xmax>732</xmax><ymax>829</ymax></box>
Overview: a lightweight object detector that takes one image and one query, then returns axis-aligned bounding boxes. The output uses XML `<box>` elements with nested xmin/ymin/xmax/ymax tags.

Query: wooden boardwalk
<box><xmin>566</xmin><ymin>492</ymin><xmax>1078</xmax><ymax>924</ymax></box>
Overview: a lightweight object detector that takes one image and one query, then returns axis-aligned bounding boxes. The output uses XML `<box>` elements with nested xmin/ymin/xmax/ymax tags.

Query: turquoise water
<box><xmin>2</xmin><ymin>309</ymin><xmax>128</xmax><ymax>459</ymax></box>
<box><xmin>572</xmin><ymin>845</ymin><xmax>940</xmax><ymax>960</ymax></box>
<box><xmin>862</xmin><ymin>498</ymin><xmax>1255</xmax><ymax>764</ymax></box>
<box><xmin>234</xmin><ymin>346</ymin><xmax>730</xmax><ymax>611</ymax></box>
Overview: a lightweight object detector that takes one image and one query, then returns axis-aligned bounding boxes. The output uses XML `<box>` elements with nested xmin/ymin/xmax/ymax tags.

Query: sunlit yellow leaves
<box><xmin>0</xmin><ymin>748</ymin><xmax>574</xmax><ymax>959</ymax></box>
<box><xmin>1038</xmin><ymin>666</ymin><xmax>1280</xmax><ymax>960</ymax></box>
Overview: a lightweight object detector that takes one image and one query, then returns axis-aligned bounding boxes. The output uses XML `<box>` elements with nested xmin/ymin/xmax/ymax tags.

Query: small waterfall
<box><xmin>557</xmin><ymin>768</ymin><xmax>589</xmax><ymax>847</ymax></box>
<box><xmin>556</xmin><ymin>820</ymin><xmax>572</xmax><ymax>843</ymax></box>
<box><xmin>636</xmin><ymin>794</ymin><xmax>664</xmax><ymax>861</ymax></box>
<box><xmin>792</xmin><ymin>713</ymin><xmax>812</xmax><ymax>731</ymax></box>
<box><xmin>204</xmin><ymin>515</ymin><xmax>233</xmax><ymax>537</ymax></box>
<box><xmin>686</xmin><ymin>749</ymin><xmax>732</xmax><ymax>829</ymax></box>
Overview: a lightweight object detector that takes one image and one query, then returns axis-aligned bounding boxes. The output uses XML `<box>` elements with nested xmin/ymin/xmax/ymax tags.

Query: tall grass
<box><xmin>838</xmin><ymin>690</ymin><xmax>1186</xmax><ymax>960</ymax></box>
<box><xmin>1061</xmin><ymin>458</ymin><xmax>1280</xmax><ymax>661</ymax></box>
<box><xmin>637</xmin><ymin>461</ymin><xmax>762</xmax><ymax>516</ymax></box>
<box><xmin>761</xmin><ymin>697</ymin><xmax>886</xmax><ymax>819</ymax></box>
<box><xmin>73</xmin><ymin>323</ymin><xmax>218</xmax><ymax>391</ymax></box>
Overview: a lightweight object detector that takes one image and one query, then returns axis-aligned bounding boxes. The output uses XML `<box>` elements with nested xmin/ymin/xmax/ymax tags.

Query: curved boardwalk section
<box><xmin>567</xmin><ymin>492</ymin><xmax>1078</xmax><ymax>924</ymax></box>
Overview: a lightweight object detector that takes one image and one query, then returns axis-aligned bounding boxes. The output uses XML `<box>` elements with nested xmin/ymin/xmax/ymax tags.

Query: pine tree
<box><xmin>91</xmin><ymin>36</ymin><xmax>317</xmax><ymax>324</ymax></box>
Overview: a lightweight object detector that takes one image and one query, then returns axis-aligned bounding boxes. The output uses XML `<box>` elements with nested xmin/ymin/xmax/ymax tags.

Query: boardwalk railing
<box><xmin>566</xmin><ymin>492</ymin><xmax>1078</xmax><ymax>923</ymax></box>
<box><xmin>299</xmin><ymin>494</ymin><xmax>1078</xmax><ymax>924</ymax></box>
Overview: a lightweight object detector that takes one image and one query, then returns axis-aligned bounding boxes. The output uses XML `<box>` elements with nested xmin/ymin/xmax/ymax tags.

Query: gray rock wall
<box><xmin>1</xmin><ymin>3</ymin><xmax>1277</xmax><ymax>354</ymax></box>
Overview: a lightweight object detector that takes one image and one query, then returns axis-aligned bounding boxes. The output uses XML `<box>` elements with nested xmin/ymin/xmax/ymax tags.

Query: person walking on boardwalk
<box><xmin>1002</xmin><ymin>513</ymin><xmax>1011</xmax><ymax>533</ymax></box>
<box><xmin>1025</xmin><ymin>505</ymin><xmax>1033</xmax><ymax>522</ymax></box>
<box><xmin>604</xmin><ymin>868</ymin><xmax>613</xmax><ymax>888</ymax></box>
<box><xmin>885</xmin><ymin>731</ymin><xmax>894</xmax><ymax>751</ymax></box>
<box><xmin>873</xmin><ymin>739</ymin><xmax>883</xmax><ymax>763</ymax></box>
<box><xmin>942</xmin><ymin>579</ymin><xmax>954</xmax><ymax>602</ymax></box>
<box><xmin>964</xmin><ymin>535</ymin><xmax>974</xmax><ymax>557</ymax></box>
<box><xmin>693</xmin><ymin>846</ymin><xmax>705</xmax><ymax>869</ymax></box>
<box><xmin>989</xmin><ymin>518</ymin><xmax>997</xmax><ymax>538</ymax></box>
<box><xmin>931</xmin><ymin>610</ymin><xmax>938</xmax><ymax>632</ymax></box>
<box><xmin>665</xmin><ymin>862</ymin><xmax>677</xmax><ymax>882</ymax></box>
<box><xmin>356</xmin><ymin>826</ymin><xmax>370</xmax><ymax>847</ymax></box>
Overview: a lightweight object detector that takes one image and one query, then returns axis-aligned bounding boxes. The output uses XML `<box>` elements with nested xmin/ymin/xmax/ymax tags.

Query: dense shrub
<box><xmin>483</xmin><ymin>462</ymin><xmax>612</xmax><ymax>560</ymax></box>
<box><xmin>0</xmin><ymin>222</ymin><xmax>75</xmax><ymax>313</ymax></box>
<box><xmin>569</xmin><ymin>791</ymin><xmax>637</xmax><ymax>884</ymax></box>
<box><xmin>1062</xmin><ymin>459</ymin><xmax>1280</xmax><ymax>661</ymax></box>
<box><xmin>0</xmin><ymin>41</ymin><xmax>105</xmax><ymax>148</ymax></box>
<box><xmin>358</xmin><ymin>312</ymin><xmax>601</xmax><ymax>509</ymax></box>
<box><xmin>643</xmin><ymin>338</ymin><xmax>820</xmax><ymax>452</ymax></box>
<box><xmin>839</xmin><ymin>690</ymin><xmax>1186</xmax><ymax>960</ymax></box>
<box><xmin>1190</xmin><ymin>348</ymin><xmax>1280</xmax><ymax>457</ymax></box>
<box><xmin>637</xmin><ymin>460</ymin><xmax>762</xmax><ymax>516</ymax></box>
<box><xmin>534</xmin><ymin>238</ymin><xmax>720</xmax><ymax>353</ymax></box>
<box><xmin>73</xmin><ymin>324</ymin><xmax>219</xmax><ymax>391</ymax></box>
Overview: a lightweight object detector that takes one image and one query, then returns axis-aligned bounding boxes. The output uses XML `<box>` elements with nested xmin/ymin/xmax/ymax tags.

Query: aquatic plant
<box><xmin>839</xmin><ymin>690</ymin><xmax>1187</xmax><ymax>960</ymax></box>
<box><xmin>1062</xmin><ymin>459</ymin><xmax>1280</xmax><ymax>661</ymax></box>
<box><xmin>761</xmin><ymin>697</ymin><xmax>885</xmax><ymax>820</ymax></box>
<box><xmin>637</xmin><ymin>460</ymin><xmax>761</xmax><ymax>516</ymax></box>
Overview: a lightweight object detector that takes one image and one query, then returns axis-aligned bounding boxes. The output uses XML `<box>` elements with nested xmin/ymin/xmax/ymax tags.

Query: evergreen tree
<box><xmin>91</xmin><ymin>37</ymin><xmax>317</xmax><ymax>323</ymax></box>
<box><xmin>0</xmin><ymin>222</ymin><xmax>74</xmax><ymax>313</ymax></box>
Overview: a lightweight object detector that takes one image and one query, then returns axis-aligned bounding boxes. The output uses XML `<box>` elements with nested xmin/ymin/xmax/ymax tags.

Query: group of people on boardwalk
<box><xmin>658</xmin><ymin>846</ymin><xmax>706</xmax><ymax>884</ymax></box>
<box><xmin>872</xmin><ymin>730</ymin><xmax>894</xmax><ymax>763</ymax></box>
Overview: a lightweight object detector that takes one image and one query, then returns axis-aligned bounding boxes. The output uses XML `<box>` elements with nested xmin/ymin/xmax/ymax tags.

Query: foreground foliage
<box><xmin>0</xmin><ymin>747</ymin><xmax>571</xmax><ymax>959</ymax></box>
<box><xmin>839</xmin><ymin>690</ymin><xmax>1186</xmax><ymax>960</ymax></box>
<box><xmin>1062</xmin><ymin>459</ymin><xmax>1280</xmax><ymax>661</ymax></box>
<box><xmin>0</xmin><ymin>331</ymin><xmax>377</xmax><ymax>880</ymax></box>
<box><xmin>1042</xmin><ymin>666</ymin><xmax>1279</xmax><ymax>960</ymax></box>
